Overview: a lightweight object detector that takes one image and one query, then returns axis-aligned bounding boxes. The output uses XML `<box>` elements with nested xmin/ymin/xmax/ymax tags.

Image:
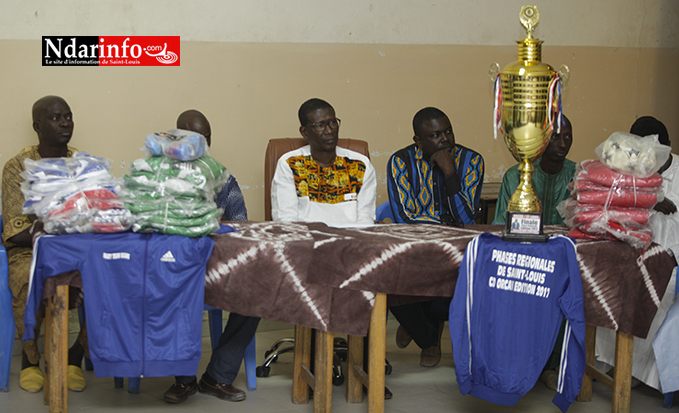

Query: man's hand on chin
<box><xmin>430</xmin><ymin>147</ymin><xmax>456</xmax><ymax>178</ymax></box>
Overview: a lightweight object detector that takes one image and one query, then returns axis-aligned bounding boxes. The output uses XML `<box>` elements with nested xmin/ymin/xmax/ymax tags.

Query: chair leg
<box><xmin>664</xmin><ymin>391</ymin><xmax>674</xmax><ymax>408</ymax></box>
<box><xmin>245</xmin><ymin>337</ymin><xmax>257</xmax><ymax>391</ymax></box>
<box><xmin>0</xmin><ymin>300</ymin><xmax>14</xmax><ymax>392</ymax></box>
<box><xmin>128</xmin><ymin>377</ymin><xmax>141</xmax><ymax>394</ymax></box>
<box><xmin>76</xmin><ymin>307</ymin><xmax>94</xmax><ymax>371</ymax></box>
<box><xmin>0</xmin><ymin>249</ymin><xmax>14</xmax><ymax>393</ymax></box>
<box><xmin>207</xmin><ymin>309</ymin><xmax>222</xmax><ymax>350</ymax></box>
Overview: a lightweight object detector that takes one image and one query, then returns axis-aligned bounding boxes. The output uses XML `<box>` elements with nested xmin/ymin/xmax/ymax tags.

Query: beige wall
<box><xmin>1</xmin><ymin>1</ymin><xmax>678</xmax><ymax>221</ymax></box>
<box><xmin>3</xmin><ymin>1</ymin><xmax>677</xmax><ymax>47</ymax></box>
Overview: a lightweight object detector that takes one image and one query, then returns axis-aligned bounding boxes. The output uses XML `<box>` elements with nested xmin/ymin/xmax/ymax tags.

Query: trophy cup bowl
<box><xmin>501</xmin><ymin>58</ymin><xmax>556</xmax><ymax>213</ymax></box>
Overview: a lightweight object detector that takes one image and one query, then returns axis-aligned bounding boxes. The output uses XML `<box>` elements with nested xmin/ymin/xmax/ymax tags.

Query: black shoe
<box><xmin>164</xmin><ymin>379</ymin><xmax>198</xmax><ymax>404</ymax></box>
<box><xmin>198</xmin><ymin>376</ymin><xmax>246</xmax><ymax>402</ymax></box>
<box><xmin>363</xmin><ymin>385</ymin><xmax>393</xmax><ymax>400</ymax></box>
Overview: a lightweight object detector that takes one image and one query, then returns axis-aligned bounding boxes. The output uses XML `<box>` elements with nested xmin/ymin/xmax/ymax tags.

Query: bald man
<box><xmin>163</xmin><ymin>110</ymin><xmax>257</xmax><ymax>404</ymax></box>
<box><xmin>177</xmin><ymin>109</ymin><xmax>212</xmax><ymax>146</ymax></box>
<box><xmin>2</xmin><ymin>96</ymin><xmax>88</xmax><ymax>393</ymax></box>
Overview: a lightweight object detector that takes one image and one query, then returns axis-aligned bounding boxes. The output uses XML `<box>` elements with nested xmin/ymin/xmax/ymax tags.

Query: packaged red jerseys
<box><xmin>567</xmin><ymin>221</ymin><xmax>653</xmax><ymax>248</ymax></box>
<box><xmin>560</xmin><ymin>199</ymin><xmax>652</xmax><ymax>228</ymax></box>
<box><xmin>559</xmin><ymin>157</ymin><xmax>662</xmax><ymax>249</ymax></box>
<box><xmin>574</xmin><ymin>159</ymin><xmax>663</xmax><ymax>188</ymax></box>
<box><xmin>573</xmin><ymin>188</ymin><xmax>658</xmax><ymax>209</ymax></box>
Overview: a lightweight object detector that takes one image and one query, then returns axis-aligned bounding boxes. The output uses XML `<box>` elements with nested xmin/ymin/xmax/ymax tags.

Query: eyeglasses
<box><xmin>306</xmin><ymin>118</ymin><xmax>341</xmax><ymax>132</ymax></box>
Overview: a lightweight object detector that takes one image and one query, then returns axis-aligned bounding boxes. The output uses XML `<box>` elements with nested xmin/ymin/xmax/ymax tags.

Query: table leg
<box><xmin>292</xmin><ymin>325</ymin><xmax>312</xmax><ymax>403</ymax></box>
<box><xmin>46</xmin><ymin>285</ymin><xmax>69</xmax><ymax>413</ymax></box>
<box><xmin>44</xmin><ymin>295</ymin><xmax>51</xmax><ymax>406</ymax></box>
<box><xmin>611</xmin><ymin>331</ymin><xmax>633</xmax><ymax>413</ymax></box>
<box><xmin>346</xmin><ymin>334</ymin><xmax>364</xmax><ymax>403</ymax></box>
<box><xmin>314</xmin><ymin>330</ymin><xmax>334</xmax><ymax>413</ymax></box>
<box><xmin>367</xmin><ymin>293</ymin><xmax>386</xmax><ymax>413</ymax></box>
<box><xmin>577</xmin><ymin>324</ymin><xmax>597</xmax><ymax>402</ymax></box>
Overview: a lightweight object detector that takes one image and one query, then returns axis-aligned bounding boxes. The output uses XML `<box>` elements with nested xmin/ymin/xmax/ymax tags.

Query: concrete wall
<box><xmin>2</xmin><ymin>1</ymin><xmax>678</xmax><ymax>221</ymax></box>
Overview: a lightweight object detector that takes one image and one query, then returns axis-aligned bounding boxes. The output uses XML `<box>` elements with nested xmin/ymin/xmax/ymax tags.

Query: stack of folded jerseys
<box><xmin>559</xmin><ymin>159</ymin><xmax>662</xmax><ymax>248</ymax></box>
<box><xmin>21</xmin><ymin>152</ymin><xmax>132</xmax><ymax>234</ymax></box>
<box><xmin>121</xmin><ymin>131</ymin><xmax>227</xmax><ymax>237</ymax></box>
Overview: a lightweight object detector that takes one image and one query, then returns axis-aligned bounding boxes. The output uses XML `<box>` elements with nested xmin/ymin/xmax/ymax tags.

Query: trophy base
<box><xmin>502</xmin><ymin>211</ymin><xmax>547</xmax><ymax>243</ymax></box>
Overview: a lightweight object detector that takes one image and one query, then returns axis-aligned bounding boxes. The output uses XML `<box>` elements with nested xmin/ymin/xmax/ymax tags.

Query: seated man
<box><xmin>386</xmin><ymin>107</ymin><xmax>484</xmax><ymax>367</ymax></box>
<box><xmin>596</xmin><ymin>116</ymin><xmax>678</xmax><ymax>391</ymax></box>
<box><xmin>272</xmin><ymin>98</ymin><xmax>387</xmax><ymax>396</ymax></box>
<box><xmin>1</xmin><ymin>95</ymin><xmax>87</xmax><ymax>392</ymax></box>
<box><xmin>272</xmin><ymin>98</ymin><xmax>376</xmax><ymax>226</ymax></box>
<box><xmin>494</xmin><ymin>115</ymin><xmax>575</xmax><ymax>225</ymax></box>
<box><xmin>163</xmin><ymin>110</ymin><xmax>258</xmax><ymax>403</ymax></box>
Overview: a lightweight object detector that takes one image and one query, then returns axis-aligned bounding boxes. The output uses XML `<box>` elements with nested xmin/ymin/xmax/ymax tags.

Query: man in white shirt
<box><xmin>271</xmin><ymin>98</ymin><xmax>388</xmax><ymax>396</ymax></box>
<box><xmin>271</xmin><ymin>98</ymin><xmax>376</xmax><ymax>227</ymax></box>
<box><xmin>596</xmin><ymin>116</ymin><xmax>678</xmax><ymax>390</ymax></box>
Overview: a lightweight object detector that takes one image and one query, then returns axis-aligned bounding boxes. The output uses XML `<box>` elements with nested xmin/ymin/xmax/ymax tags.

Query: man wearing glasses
<box><xmin>271</xmin><ymin>98</ymin><xmax>376</xmax><ymax>227</ymax></box>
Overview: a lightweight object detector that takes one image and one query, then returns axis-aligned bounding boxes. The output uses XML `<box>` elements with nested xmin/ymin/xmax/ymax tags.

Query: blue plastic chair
<box><xmin>0</xmin><ymin>215</ymin><xmax>16</xmax><ymax>392</ymax></box>
<box><xmin>375</xmin><ymin>201</ymin><xmax>395</xmax><ymax>223</ymax></box>
<box><xmin>96</xmin><ymin>304</ymin><xmax>257</xmax><ymax>393</ymax></box>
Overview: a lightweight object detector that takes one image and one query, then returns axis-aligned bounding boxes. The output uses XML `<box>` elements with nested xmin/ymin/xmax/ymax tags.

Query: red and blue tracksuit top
<box><xmin>449</xmin><ymin>233</ymin><xmax>586</xmax><ymax>412</ymax></box>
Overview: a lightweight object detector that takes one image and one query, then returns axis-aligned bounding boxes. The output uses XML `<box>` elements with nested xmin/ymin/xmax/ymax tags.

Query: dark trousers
<box><xmin>389</xmin><ymin>297</ymin><xmax>451</xmax><ymax>349</ymax></box>
<box><xmin>177</xmin><ymin>312</ymin><xmax>260</xmax><ymax>385</ymax></box>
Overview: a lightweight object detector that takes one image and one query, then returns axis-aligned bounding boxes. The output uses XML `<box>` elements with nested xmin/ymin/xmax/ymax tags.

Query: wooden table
<box><xmin>36</xmin><ymin>222</ymin><xmax>674</xmax><ymax>413</ymax></box>
<box><xmin>303</xmin><ymin>223</ymin><xmax>674</xmax><ymax>413</ymax></box>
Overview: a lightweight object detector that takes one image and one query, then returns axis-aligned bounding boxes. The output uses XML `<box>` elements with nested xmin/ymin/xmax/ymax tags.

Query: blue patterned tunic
<box><xmin>387</xmin><ymin>143</ymin><xmax>484</xmax><ymax>224</ymax></box>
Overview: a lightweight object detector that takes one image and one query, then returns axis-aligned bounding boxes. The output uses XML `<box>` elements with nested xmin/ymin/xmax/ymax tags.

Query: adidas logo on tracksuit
<box><xmin>160</xmin><ymin>251</ymin><xmax>176</xmax><ymax>262</ymax></box>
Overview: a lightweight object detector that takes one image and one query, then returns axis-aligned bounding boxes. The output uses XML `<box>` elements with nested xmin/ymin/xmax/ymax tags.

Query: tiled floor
<box><xmin>1</xmin><ymin>319</ymin><xmax>672</xmax><ymax>412</ymax></box>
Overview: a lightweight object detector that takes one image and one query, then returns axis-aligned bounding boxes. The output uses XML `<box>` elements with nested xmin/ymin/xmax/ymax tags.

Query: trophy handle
<box><xmin>558</xmin><ymin>65</ymin><xmax>570</xmax><ymax>88</ymax></box>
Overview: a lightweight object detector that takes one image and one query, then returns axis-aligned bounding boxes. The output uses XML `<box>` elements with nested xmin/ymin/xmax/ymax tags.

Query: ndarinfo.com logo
<box><xmin>42</xmin><ymin>36</ymin><xmax>180</xmax><ymax>66</ymax></box>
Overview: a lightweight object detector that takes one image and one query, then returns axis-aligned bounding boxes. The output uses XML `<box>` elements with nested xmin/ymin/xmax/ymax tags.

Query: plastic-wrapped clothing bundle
<box><xmin>573</xmin><ymin>159</ymin><xmax>663</xmax><ymax>188</ymax></box>
<box><xmin>121</xmin><ymin>153</ymin><xmax>228</xmax><ymax>237</ymax></box>
<box><xmin>567</xmin><ymin>221</ymin><xmax>654</xmax><ymax>246</ymax></box>
<box><xmin>595</xmin><ymin>132</ymin><xmax>671</xmax><ymax>178</ymax></box>
<box><xmin>559</xmin><ymin>161</ymin><xmax>662</xmax><ymax>248</ymax></box>
<box><xmin>559</xmin><ymin>199</ymin><xmax>652</xmax><ymax>228</ymax></box>
<box><xmin>573</xmin><ymin>187</ymin><xmax>659</xmax><ymax>209</ymax></box>
<box><xmin>124</xmin><ymin>156</ymin><xmax>226</xmax><ymax>198</ymax></box>
<box><xmin>558</xmin><ymin>132</ymin><xmax>670</xmax><ymax>248</ymax></box>
<box><xmin>20</xmin><ymin>152</ymin><xmax>132</xmax><ymax>234</ymax></box>
<box><xmin>144</xmin><ymin>129</ymin><xmax>209</xmax><ymax>161</ymax></box>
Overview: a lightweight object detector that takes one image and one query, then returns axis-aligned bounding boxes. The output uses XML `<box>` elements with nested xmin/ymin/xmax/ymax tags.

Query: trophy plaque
<box><xmin>491</xmin><ymin>5</ymin><xmax>569</xmax><ymax>242</ymax></box>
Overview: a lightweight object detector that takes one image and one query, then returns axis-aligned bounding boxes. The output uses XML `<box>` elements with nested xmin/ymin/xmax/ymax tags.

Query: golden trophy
<box><xmin>491</xmin><ymin>5</ymin><xmax>568</xmax><ymax>242</ymax></box>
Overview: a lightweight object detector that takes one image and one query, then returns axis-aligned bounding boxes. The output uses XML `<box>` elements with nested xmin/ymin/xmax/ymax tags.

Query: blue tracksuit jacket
<box><xmin>450</xmin><ymin>233</ymin><xmax>586</xmax><ymax>412</ymax></box>
<box><xmin>25</xmin><ymin>232</ymin><xmax>216</xmax><ymax>378</ymax></box>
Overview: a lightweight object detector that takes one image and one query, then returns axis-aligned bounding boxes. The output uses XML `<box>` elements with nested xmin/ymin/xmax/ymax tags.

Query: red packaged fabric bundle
<box><xmin>576</xmin><ymin>159</ymin><xmax>663</xmax><ymax>188</ymax></box>
<box><xmin>48</xmin><ymin>189</ymin><xmax>125</xmax><ymax>217</ymax></box>
<box><xmin>565</xmin><ymin>204</ymin><xmax>651</xmax><ymax>228</ymax></box>
<box><xmin>559</xmin><ymin>158</ymin><xmax>661</xmax><ymax>249</ymax></box>
<box><xmin>573</xmin><ymin>188</ymin><xmax>658</xmax><ymax>209</ymax></box>
<box><xmin>567</xmin><ymin>221</ymin><xmax>653</xmax><ymax>247</ymax></box>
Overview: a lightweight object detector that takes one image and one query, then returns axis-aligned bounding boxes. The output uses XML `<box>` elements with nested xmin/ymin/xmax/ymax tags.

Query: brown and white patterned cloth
<box><xmin>206</xmin><ymin>222</ymin><xmax>675</xmax><ymax>339</ymax></box>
